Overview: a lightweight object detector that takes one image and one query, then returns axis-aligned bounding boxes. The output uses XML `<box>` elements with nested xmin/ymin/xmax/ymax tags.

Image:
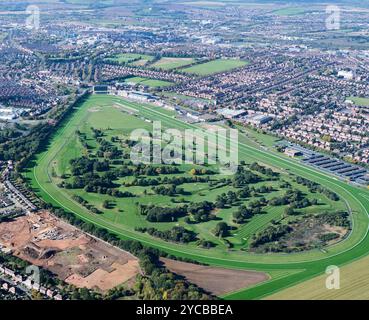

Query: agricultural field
<box><xmin>181</xmin><ymin>59</ymin><xmax>249</xmax><ymax>76</ymax></box>
<box><xmin>266</xmin><ymin>253</ymin><xmax>369</xmax><ymax>300</ymax></box>
<box><xmin>124</xmin><ymin>76</ymin><xmax>173</xmax><ymax>88</ymax></box>
<box><xmin>161</xmin><ymin>257</ymin><xmax>268</xmax><ymax>296</ymax></box>
<box><xmin>151</xmin><ymin>57</ymin><xmax>195</xmax><ymax>70</ymax></box>
<box><xmin>105</xmin><ymin>53</ymin><xmax>154</xmax><ymax>66</ymax></box>
<box><xmin>26</xmin><ymin>94</ymin><xmax>369</xmax><ymax>299</ymax></box>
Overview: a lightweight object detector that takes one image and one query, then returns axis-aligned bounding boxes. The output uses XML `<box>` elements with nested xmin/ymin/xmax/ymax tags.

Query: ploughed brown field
<box><xmin>161</xmin><ymin>258</ymin><xmax>268</xmax><ymax>296</ymax></box>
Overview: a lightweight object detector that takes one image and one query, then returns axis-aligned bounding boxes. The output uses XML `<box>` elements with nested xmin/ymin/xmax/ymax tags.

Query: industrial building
<box><xmin>215</xmin><ymin>108</ymin><xmax>247</xmax><ymax>119</ymax></box>
<box><xmin>247</xmin><ymin>114</ymin><xmax>273</xmax><ymax>126</ymax></box>
<box><xmin>0</xmin><ymin>107</ymin><xmax>19</xmax><ymax>120</ymax></box>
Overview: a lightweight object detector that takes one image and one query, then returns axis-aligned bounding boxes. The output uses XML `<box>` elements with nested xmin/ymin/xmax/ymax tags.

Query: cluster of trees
<box><xmin>318</xmin><ymin>233</ymin><xmax>340</xmax><ymax>243</ymax></box>
<box><xmin>186</xmin><ymin>201</ymin><xmax>215</xmax><ymax>223</ymax></box>
<box><xmin>318</xmin><ymin>211</ymin><xmax>350</xmax><ymax>228</ymax></box>
<box><xmin>295</xmin><ymin>176</ymin><xmax>340</xmax><ymax>201</ymax></box>
<box><xmin>104</xmin><ymin>287</ymin><xmax>134</xmax><ymax>300</ymax></box>
<box><xmin>0</xmin><ymin>93</ymin><xmax>89</xmax><ymax>171</ymax></box>
<box><xmin>119</xmin><ymin>164</ymin><xmax>181</xmax><ymax>177</ymax></box>
<box><xmin>269</xmin><ymin>189</ymin><xmax>317</xmax><ymax>210</ymax></box>
<box><xmin>250</xmin><ymin>210</ymin><xmax>350</xmax><ymax>253</ymax></box>
<box><xmin>63</xmin><ymin>172</ymin><xmax>114</xmax><ymax>189</ymax></box>
<box><xmin>197</xmin><ymin>239</ymin><xmax>216</xmax><ymax>249</ymax></box>
<box><xmin>0</xmin><ymin>123</ymin><xmax>52</xmax><ymax>170</ymax></box>
<box><xmin>72</xmin><ymin>195</ymin><xmax>102</xmax><ymax>214</ymax></box>
<box><xmin>91</xmin><ymin>127</ymin><xmax>103</xmax><ymax>138</ymax></box>
<box><xmin>0</xmin><ymin>128</ymin><xmax>22</xmax><ymax>144</ymax></box>
<box><xmin>129</xmin><ymin>175</ymin><xmax>211</xmax><ymax>188</ymax></box>
<box><xmin>136</xmin><ymin>226</ymin><xmax>197</xmax><ymax>244</ymax></box>
<box><xmin>216</xmin><ymin>191</ymin><xmax>239</xmax><ymax>208</ymax></box>
<box><xmin>213</xmin><ymin>222</ymin><xmax>229</xmax><ymax>238</ymax></box>
<box><xmin>139</xmin><ymin>204</ymin><xmax>188</xmax><ymax>222</ymax></box>
<box><xmin>133</xmin><ymin>271</ymin><xmax>210</xmax><ymax>300</ymax></box>
<box><xmin>189</xmin><ymin>168</ymin><xmax>214</xmax><ymax>176</ymax></box>
<box><xmin>253</xmin><ymin>185</ymin><xmax>274</xmax><ymax>194</ymax></box>
<box><xmin>215</xmin><ymin>185</ymin><xmax>275</xmax><ymax>209</ymax></box>
<box><xmin>77</xmin><ymin>131</ymin><xmax>91</xmax><ymax>150</ymax></box>
<box><xmin>161</xmin><ymin>175</ymin><xmax>210</xmax><ymax>186</ymax></box>
<box><xmin>62</xmin><ymin>172</ymin><xmax>133</xmax><ymax>198</ymax></box>
<box><xmin>128</xmin><ymin>177</ymin><xmax>160</xmax><ymax>187</ymax></box>
<box><xmin>250</xmin><ymin>225</ymin><xmax>292</xmax><ymax>249</ymax></box>
<box><xmin>96</xmin><ymin>138</ymin><xmax>122</xmax><ymax>159</ymax></box>
<box><xmin>233</xmin><ymin>204</ymin><xmax>263</xmax><ymax>223</ymax></box>
<box><xmin>249</xmin><ymin>162</ymin><xmax>279</xmax><ymax>177</ymax></box>
<box><xmin>70</xmin><ymin>156</ymin><xmax>110</xmax><ymax>175</ymax></box>
<box><xmin>139</xmin><ymin>201</ymin><xmax>215</xmax><ymax>224</ymax></box>
<box><xmin>0</xmin><ymin>251</ymin><xmax>30</xmax><ymax>273</ymax></box>
<box><xmin>320</xmin><ymin>188</ymin><xmax>340</xmax><ymax>201</ymax></box>
<box><xmin>232</xmin><ymin>167</ymin><xmax>260</xmax><ymax>187</ymax></box>
<box><xmin>295</xmin><ymin>176</ymin><xmax>318</xmax><ymax>189</ymax></box>
<box><xmin>152</xmin><ymin>184</ymin><xmax>184</xmax><ymax>196</ymax></box>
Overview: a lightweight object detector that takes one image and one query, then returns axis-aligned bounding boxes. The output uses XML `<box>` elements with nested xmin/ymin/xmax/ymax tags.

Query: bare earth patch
<box><xmin>0</xmin><ymin>211</ymin><xmax>140</xmax><ymax>292</ymax></box>
<box><xmin>161</xmin><ymin>258</ymin><xmax>268</xmax><ymax>296</ymax></box>
<box><xmin>66</xmin><ymin>260</ymin><xmax>140</xmax><ymax>291</ymax></box>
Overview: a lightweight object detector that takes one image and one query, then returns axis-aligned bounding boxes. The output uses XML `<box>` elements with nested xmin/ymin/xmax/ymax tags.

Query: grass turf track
<box><xmin>26</xmin><ymin>95</ymin><xmax>369</xmax><ymax>299</ymax></box>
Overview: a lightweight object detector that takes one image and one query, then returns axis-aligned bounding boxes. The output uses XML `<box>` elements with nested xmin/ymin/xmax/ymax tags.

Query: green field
<box><xmin>181</xmin><ymin>59</ymin><xmax>249</xmax><ymax>76</ymax></box>
<box><xmin>26</xmin><ymin>95</ymin><xmax>369</xmax><ymax>300</ymax></box>
<box><xmin>348</xmin><ymin>97</ymin><xmax>369</xmax><ymax>107</ymax></box>
<box><xmin>151</xmin><ymin>57</ymin><xmax>195</xmax><ymax>70</ymax></box>
<box><xmin>105</xmin><ymin>53</ymin><xmax>154</xmax><ymax>66</ymax></box>
<box><xmin>273</xmin><ymin>7</ymin><xmax>308</xmax><ymax>16</ymax></box>
<box><xmin>124</xmin><ymin>77</ymin><xmax>174</xmax><ymax>87</ymax></box>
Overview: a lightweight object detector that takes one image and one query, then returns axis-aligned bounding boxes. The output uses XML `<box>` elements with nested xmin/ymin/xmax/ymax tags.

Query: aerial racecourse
<box><xmin>26</xmin><ymin>94</ymin><xmax>369</xmax><ymax>299</ymax></box>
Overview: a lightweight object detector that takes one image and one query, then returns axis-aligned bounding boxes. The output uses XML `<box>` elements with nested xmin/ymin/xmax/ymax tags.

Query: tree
<box><xmin>189</xmin><ymin>168</ymin><xmax>197</xmax><ymax>176</ymax></box>
<box><xmin>284</xmin><ymin>207</ymin><xmax>296</xmax><ymax>216</ymax></box>
<box><xmin>214</xmin><ymin>222</ymin><xmax>228</xmax><ymax>237</ymax></box>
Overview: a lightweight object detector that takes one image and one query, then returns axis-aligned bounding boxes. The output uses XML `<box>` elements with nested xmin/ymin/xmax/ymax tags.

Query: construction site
<box><xmin>0</xmin><ymin>211</ymin><xmax>141</xmax><ymax>292</ymax></box>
